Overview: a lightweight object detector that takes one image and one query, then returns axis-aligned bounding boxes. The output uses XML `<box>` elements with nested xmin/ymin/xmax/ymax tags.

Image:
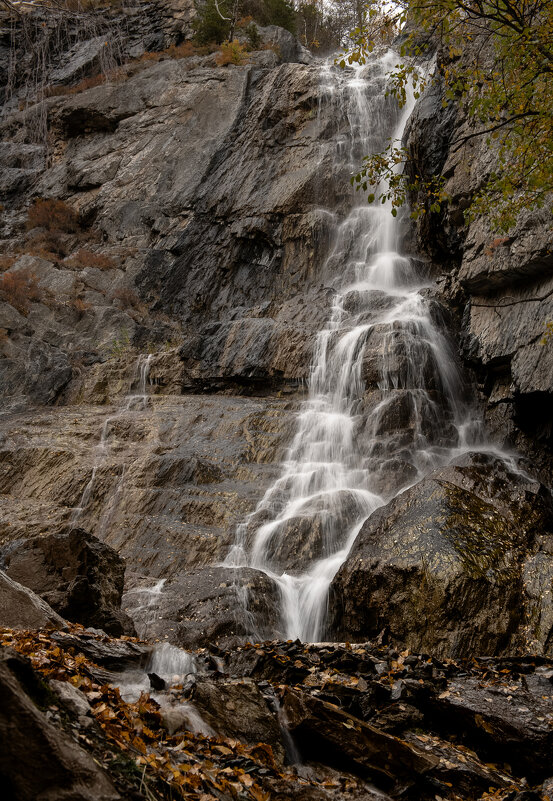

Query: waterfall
<box><xmin>225</xmin><ymin>54</ymin><xmax>483</xmax><ymax>642</ymax></box>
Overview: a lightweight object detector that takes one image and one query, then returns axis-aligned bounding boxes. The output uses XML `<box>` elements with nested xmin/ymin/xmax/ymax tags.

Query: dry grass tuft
<box><xmin>71</xmin><ymin>296</ymin><xmax>92</xmax><ymax>317</ymax></box>
<box><xmin>0</xmin><ymin>269</ymin><xmax>43</xmax><ymax>316</ymax></box>
<box><xmin>111</xmin><ymin>286</ymin><xmax>141</xmax><ymax>310</ymax></box>
<box><xmin>25</xmin><ymin>231</ymin><xmax>71</xmax><ymax>261</ymax></box>
<box><xmin>66</xmin><ymin>248</ymin><xmax>116</xmax><ymax>270</ymax></box>
<box><xmin>43</xmin><ymin>67</ymin><xmax>126</xmax><ymax>99</ymax></box>
<box><xmin>0</xmin><ymin>256</ymin><xmax>16</xmax><ymax>273</ymax></box>
<box><xmin>27</xmin><ymin>198</ymin><xmax>79</xmax><ymax>233</ymax></box>
<box><xmin>139</xmin><ymin>40</ymin><xmax>218</xmax><ymax>63</ymax></box>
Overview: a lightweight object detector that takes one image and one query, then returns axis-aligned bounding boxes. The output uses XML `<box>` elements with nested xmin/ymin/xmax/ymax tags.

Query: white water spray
<box><xmin>225</xmin><ymin>55</ymin><xmax>485</xmax><ymax>642</ymax></box>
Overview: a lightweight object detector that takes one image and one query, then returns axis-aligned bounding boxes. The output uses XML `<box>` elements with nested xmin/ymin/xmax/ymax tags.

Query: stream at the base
<box><xmin>225</xmin><ymin>54</ymin><xmax>491</xmax><ymax>642</ymax></box>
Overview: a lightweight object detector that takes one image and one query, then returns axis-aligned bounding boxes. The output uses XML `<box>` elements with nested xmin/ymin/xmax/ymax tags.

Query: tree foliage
<box><xmin>194</xmin><ymin>0</ymin><xmax>297</xmax><ymax>44</ymax></box>
<box><xmin>194</xmin><ymin>0</ymin><xmax>234</xmax><ymax>43</ymax></box>
<box><xmin>345</xmin><ymin>0</ymin><xmax>553</xmax><ymax>231</ymax></box>
<box><xmin>193</xmin><ymin>0</ymin><xmax>366</xmax><ymax>52</ymax></box>
<box><xmin>295</xmin><ymin>0</ymin><xmax>368</xmax><ymax>52</ymax></box>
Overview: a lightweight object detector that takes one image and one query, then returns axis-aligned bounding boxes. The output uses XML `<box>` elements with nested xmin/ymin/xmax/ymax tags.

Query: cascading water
<box><xmin>123</xmin><ymin>578</ymin><xmax>166</xmax><ymax>639</ymax></box>
<box><xmin>225</xmin><ymin>54</ymin><xmax>485</xmax><ymax>642</ymax></box>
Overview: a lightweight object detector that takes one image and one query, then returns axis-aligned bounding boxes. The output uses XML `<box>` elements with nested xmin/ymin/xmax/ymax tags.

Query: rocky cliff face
<box><xmin>404</xmin><ymin>75</ymin><xmax>553</xmax><ymax>486</ymax></box>
<box><xmin>0</xmin><ymin>1</ymin><xmax>552</xmax><ymax>660</ymax></box>
<box><xmin>0</xmin><ymin>3</ymin><xmax>347</xmax><ymax>643</ymax></box>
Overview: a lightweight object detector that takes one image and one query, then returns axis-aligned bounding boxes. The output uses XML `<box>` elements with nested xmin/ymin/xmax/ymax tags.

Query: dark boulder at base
<box><xmin>426</xmin><ymin>674</ymin><xmax>553</xmax><ymax>780</ymax></box>
<box><xmin>125</xmin><ymin>566</ymin><xmax>283</xmax><ymax>648</ymax></box>
<box><xmin>329</xmin><ymin>453</ymin><xmax>553</xmax><ymax>658</ymax></box>
<box><xmin>0</xmin><ymin>647</ymin><xmax>121</xmax><ymax>801</ymax></box>
<box><xmin>281</xmin><ymin>686</ymin><xmax>438</xmax><ymax>790</ymax></box>
<box><xmin>190</xmin><ymin>677</ymin><xmax>286</xmax><ymax>764</ymax></box>
<box><xmin>3</xmin><ymin>527</ymin><xmax>135</xmax><ymax>637</ymax></box>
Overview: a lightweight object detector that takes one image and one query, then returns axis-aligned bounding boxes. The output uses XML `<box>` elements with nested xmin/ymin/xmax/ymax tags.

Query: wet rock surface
<box><xmin>127</xmin><ymin>566</ymin><xmax>283</xmax><ymax>648</ymax></box>
<box><xmin>0</xmin><ymin>394</ymin><xmax>295</xmax><ymax>643</ymax></box>
<box><xmin>192</xmin><ymin>677</ymin><xmax>286</xmax><ymax>764</ymax></box>
<box><xmin>2</xmin><ymin>628</ymin><xmax>553</xmax><ymax>801</ymax></box>
<box><xmin>50</xmin><ymin>629</ymin><xmax>151</xmax><ymax>672</ymax></box>
<box><xmin>330</xmin><ymin>452</ymin><xmax>553</xmax><ymax>657</ymax></box>
<box><xmin>3</xmin><ymin>526</ymin><xmax>135</xmax><ymax>636</ymax></box>
<box><xmin>405</xmin><ymin>73</ymin><xmax>553</xmax><ymax>484</ymax></box>
<box><xmin>281</xmin><ymin>685</ymin><xmax>438</xmax><ymax>788</ymax></box>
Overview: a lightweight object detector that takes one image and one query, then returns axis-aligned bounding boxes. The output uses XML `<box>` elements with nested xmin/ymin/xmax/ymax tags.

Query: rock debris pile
<box><xmin>1</xmin><ymin>627</ymin><xmax>553</xmax><ymax>801</ymax></box>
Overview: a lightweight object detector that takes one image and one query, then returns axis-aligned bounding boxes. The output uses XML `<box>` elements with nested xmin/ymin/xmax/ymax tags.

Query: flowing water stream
<box><xmin>225</xmin><ymin>54</ymin><xmax>487</xmax><ymax>642</ymax></box>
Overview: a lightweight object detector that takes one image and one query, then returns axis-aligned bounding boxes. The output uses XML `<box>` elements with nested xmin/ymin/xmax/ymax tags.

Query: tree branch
<box><xmin>213</xmin><ymin>0</ymin><xmax>230</xmax><ymax>23</ymax></box>
<box><xmin>450</xmin><ymin>112</ymin><xmax>540</xmax><ymax>152</ymax></box>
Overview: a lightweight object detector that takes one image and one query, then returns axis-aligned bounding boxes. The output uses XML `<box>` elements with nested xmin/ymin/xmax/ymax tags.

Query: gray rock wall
<box><xmin>404</xmin><ymin>73</ymin><xmax>553</xmax><ymax>485</ymax></box>
<box><xmin>0</xmin><ymin>24</ymin><xmax>341</xmax><ymax>403</ymax></box>
<box><xmin>1</xmin><ymin>1</ymin><xmax>552</xmax><ymax>656</ymax></box>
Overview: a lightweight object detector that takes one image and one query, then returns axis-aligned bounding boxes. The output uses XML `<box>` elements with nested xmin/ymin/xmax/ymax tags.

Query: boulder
<box><xmin>0</xmin><ymin>647</ymin><xmax>121</xmax><ymax>801</ymax></box>
<box><xmin>404</xmin><ymin>730</ymin><xmax>511</xmax><ymax>796</ymax></box>
<box><xmin>0</xmin><ymin>571</ymin><xmax>66</xmax><ymax>630</ymax></box>
<box><xmin>4</xmin><ymin>527</ymin><xmax>135</xmax><ymax>637</ymax></box>
<box><xmin>281</xmin><ymin>686</ymin><xmax>438</xmax><ymax>789</ymax></box>
<box><xmin>50</xmin><ymin>679</ymin><xmax>93</xmax><ymax>720</ymax></box>
<box><xmin>128</xmin><ymin>566</ymin><xmax>282</xmax><ymax>648</ymax></box>
<box><xmin>191</xmin><ymin>677</ymin><xmax>286</xmax><ymax>764</ymax></box>
<box><xmin>330</xmin><ymin>453</ymin><xmax>553</xmax><ymax>657</ymax></box>
<box><xmin>257</xmin><ymin>25</ymin><xmax>313</xmax><ymax>65</ymax></box>
<box><xmin>50</xmin><ymin>630</ymin><xmax>150</xmax><ymax>672</ymax></box>
<box><xmin>0</xmin><ymin>339</ymin><xmax>73</xmax><ymax>407</ymax></box>
<box><xmin>50</xmin><ymin>36</ymin><xmax>110</xmax><ymax>86</ymax></box>
<box><xmin>426</xmin><ymin>674</ymin><xmax>553</xmax><ymax>780</ymax></box>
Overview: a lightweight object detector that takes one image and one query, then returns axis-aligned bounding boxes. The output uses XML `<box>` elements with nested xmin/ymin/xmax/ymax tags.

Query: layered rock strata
<box><xmin>0</xmin><ymin>0</ymin><xmax>552</xmax><ymax>656</ymax></box>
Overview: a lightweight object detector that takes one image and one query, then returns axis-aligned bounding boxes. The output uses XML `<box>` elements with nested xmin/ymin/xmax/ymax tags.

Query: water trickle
<box><xmin>123</xmin><ymin>578</ymin><xmax>166</xmax><ymax>639</ymax></box>
<box><xmin>115</xmin><ymin>641</ymin><xmax>196</xmax><ymax>702</ymax></box>
<box><xmin>113</xmin><ymin>643</ymin><xmax>216</xmax><ymax>738</ymax></box>
<box><xmin>264</xmin><ymin>686</ymin><xmax>302</xmax><ymax>765</ymax></box>
<box><xmin>226</xmin><ymin>55</ymin><xmax>486</xmax><ymax>642</ymax></box>
<box><xmin>71</xmin><ymin>354</ymin><xmax>152</xmax><ymax>526</ymax></box>
<box><xmin>148</xmin><ymin>642</ymin><xmax>196</xmax><ymax>682</ymax></box>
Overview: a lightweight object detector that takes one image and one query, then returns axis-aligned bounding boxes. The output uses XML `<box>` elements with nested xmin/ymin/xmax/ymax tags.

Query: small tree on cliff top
<box><xmin>344</xmin><ymin>0</ymin><xmax>553</xmax><ymax>232</ymax></box>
